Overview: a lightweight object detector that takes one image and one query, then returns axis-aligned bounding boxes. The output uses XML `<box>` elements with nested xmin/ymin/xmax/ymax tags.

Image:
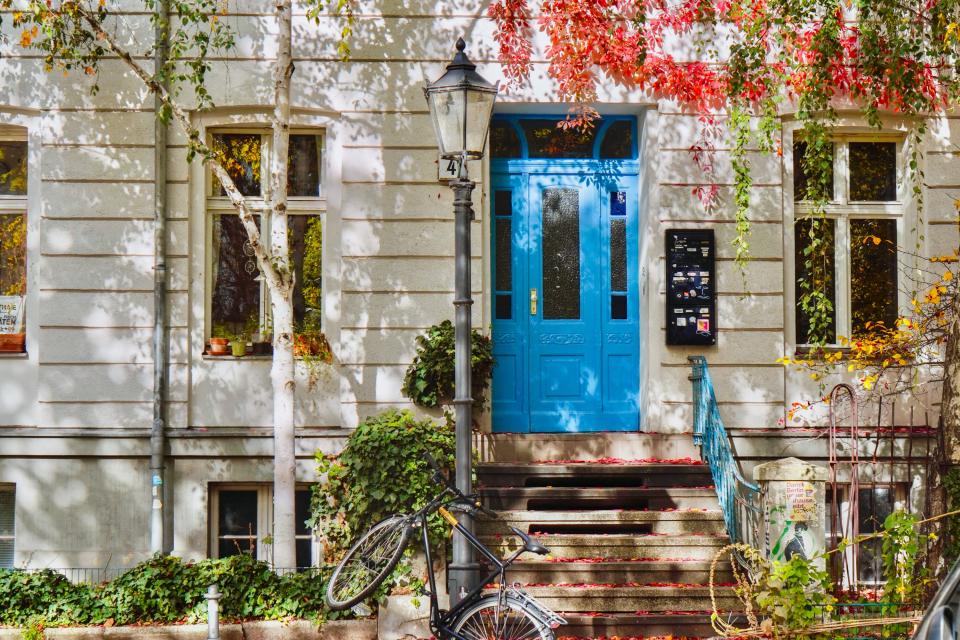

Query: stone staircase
<box><xmin>476</xmin><ymin>434</ymin><xmax>739</xmax><ymax>640</ymax></box>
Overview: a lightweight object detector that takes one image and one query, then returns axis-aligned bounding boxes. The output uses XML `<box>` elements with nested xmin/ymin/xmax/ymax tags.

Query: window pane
<box><xmin>219</xmin><ymin>537</ymin><xmax>255</xmax><ymax>558</ymax></box>
<box><xmin>0</xmin><ymin>142</ymin><xmax>27</xmax><ymax>196</ymax></box>
<box><xmin>211</xmin><ymin>215</ymin><xmax>261</xmax><ymax>337</ymax></box>
<box><xmin>600</xmin><ymin>121</ymin><xmax>633</xmax><ymax>159</ymax></box>
<box><xmin>849</xmin><ymin>142</ymin><xmax>897</xmax><ymax>201</ymax></box>
<box><xmin>494</xmin><ymin>190</ymin><xmax>512</xmax><ymax>217</ymax></box>
<box><xmin>542</xmin><ymin>188</ymin><xmax>581</xmax><ymax>319</ymax></box>
<box><xmin>795</xmin><ymin>218</ymin><xmax>836</xmax><ymax>343</ymax></box>
<box><xmin>495</xmin><ymin>218</ymin><xmax>512</xmax><ymax>292</ymax></box>
<box><xmin>611</xmin><ymin>294</ymin><xmax>627</xmax><ymax>320</ymax></box>
<box><xmin>289</xmin><ymin>216</ymin><xmax>323</xmax><ymax>331</ymax></box>
<box><xmin>295</xmin><ymin>539</ymin><xmax>312</xmax><ymax>569</ymax></box>
<box><xmin>857</xmin><ymin>487</ymin><xmax>896</xmax><ymax>584</ymax></box>
<box><xmin>213</xmin><ymin>133</ymin><xmax>261</xmax><ymax>197</ymax></box>
<box><xmin>288</xmin><ymin>135</ymin><xmax>321</xmax><ymax>197</ymax></box>
<box><xmin>495</xmin><ymin>294</ymin><xmax>512</xmax><ymax>320</ymax></box>
<box><xmin>295</xmin><ymin>490</ymin><xmax>311</xmax><ymax>536</ymax></box>
<box><xmin>0</xmin><ymin>214</ymin><xmax>26</xmax><ymax>297</ymax></box>
<box><xmin>490</xmin><ymin>121</ymin><xmax>522</xmax><ymax>159</ymax></box>
<box><xmin>522</xmin><ymin>120</ymin><xmax>597</xmax><ymax>159</ymax></box>
<box><xmin>610</xmin><ymin>218</ymin><xmax>627</xmax><ymax>292</ymax></box>
<box><xmin>794</xmin><ymin>141</ymin><xmax>834</xmax><ymax>201</ymax></box>
<box><xmin>851</xmin><ymin>219</ymin><xmax>898</xmax><ymax>336</ymax></box>
<box><xmin>218</xmin><ymin>490</ymin><xmax>258</xmax><ymax>536</ymax></box>
<box><xmin>0</xmin><ymin>488</ymin><xmax>14</xmax><ymax>539</ymax></box>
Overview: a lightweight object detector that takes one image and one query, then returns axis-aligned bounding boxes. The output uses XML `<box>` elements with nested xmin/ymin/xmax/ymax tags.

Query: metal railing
<box><xmin>0</xmin><ymin>565</ymin><xmax>325</xmax><ymax>584</ymax></box>
<box><xmin>689</xmin><ymin>356</ymin><xmax>762</xmax><ymax>559</ymax></box>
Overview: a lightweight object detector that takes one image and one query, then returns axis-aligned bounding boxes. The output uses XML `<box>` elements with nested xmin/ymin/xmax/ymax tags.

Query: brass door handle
<box><xmin>530</xmin><ymin>288</ymin><xmax>538</xmax><ymax>315</ymax></box>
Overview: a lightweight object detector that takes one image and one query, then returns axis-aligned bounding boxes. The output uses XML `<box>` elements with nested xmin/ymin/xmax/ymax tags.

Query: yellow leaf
<box><xmin>946</xmin><ymin>271</ymin><xmax>954</xmax><ymax>281</ymax></box>
<box><xmin>872</xmin><ymin>235</ymin><xmax>881</xmax><ymax>245</ymax></box>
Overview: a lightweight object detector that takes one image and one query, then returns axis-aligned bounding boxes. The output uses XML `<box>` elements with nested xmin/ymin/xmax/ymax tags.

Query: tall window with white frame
<box><xmin>0</xmin><ymin>486</ymin><xmax>14</xmax><ymax>568</ymax></box>
<box><xmin>209</xmin><ymin>485</ymin><xmax>316</xmax><ymax>569</ymax></box>
<box><xmin>206</xmin><ymin>131</ymin><xmax>324</xmax><ymax>348</ymax></box>
<box><xmin>794</xmin><ymin>137</ymin><xmax>902</xmax><ymax>345</ymax></box>
<box><xmin>0</xmin><ymin>137</ymin><xmax>27</xmax><ymax>353</ymax></box>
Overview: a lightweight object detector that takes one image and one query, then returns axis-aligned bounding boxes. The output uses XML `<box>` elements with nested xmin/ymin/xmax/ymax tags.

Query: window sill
<box><xmin>202</xmin><ymin>354</ymin><xmax>272</xmax><ymax>361</ymax></box>
<box><xmin>0</xmin><ymin>351</ymin><xmax>27</xmax><ymax>359</ymax></box>
<box><xmin>794</xmin><ymin>346</ymin><xmax>851</xmax><ymax>357</ymax></box>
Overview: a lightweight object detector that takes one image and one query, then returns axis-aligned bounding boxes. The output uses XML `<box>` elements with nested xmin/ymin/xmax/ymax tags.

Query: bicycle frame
<box><xmin>406</xmin><ymin>485</ymin><xmax>534</xmax><ymax>640</ymax></box>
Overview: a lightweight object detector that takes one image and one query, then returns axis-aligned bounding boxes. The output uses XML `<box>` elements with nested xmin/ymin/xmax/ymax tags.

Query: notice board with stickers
<box><xmin>665</xmin><ymin>229</ymin><xmax>717</xmax><ymax>346</ymax></box>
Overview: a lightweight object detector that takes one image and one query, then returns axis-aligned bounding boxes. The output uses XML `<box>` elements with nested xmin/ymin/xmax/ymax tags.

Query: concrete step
<box><xmin>478</xmin><ymin>509</ymin><xmax>725</xmax><ymax>537</ymax></box>
<box><xmin>481</xmin><ymin>486</ymin><xmax>720</xmax><ymax>511</ymax></box>
<box><xmin>500</xmin><ymin>559</ymin><xmax>734</xmax><ymax>585</ymax></box>
<box><xmin>475</xmin><ymin>432</ymin><xmax>701</xmax><ymax>463</ymax></box>
<box><xmin>488</xmin><ymin>584</ymin><xmax>741</xmax><ymax>613</ymax></box>
<box><xmin>557</xmin><ymin>612</ymin><xmax>745</xmax><ymax>638</ymax></box>
<box><xmin>482</xmin><ymin>533</ymin><xmax>730</xmax><ymax>560</ymax></box>
<box><xmin>477</xmin><ymin>462</ymin><xmax>711</xmax><ymax>488</ymax></box>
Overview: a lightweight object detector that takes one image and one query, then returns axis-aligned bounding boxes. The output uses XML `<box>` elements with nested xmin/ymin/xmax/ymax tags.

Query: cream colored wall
<box><xmin>0</xmin><ymin>1</ymin><xmax>957</xmax><ymax>439</ymax></box>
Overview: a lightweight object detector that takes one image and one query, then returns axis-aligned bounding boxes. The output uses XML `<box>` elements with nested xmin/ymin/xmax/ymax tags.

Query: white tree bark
<box><xmin>269</xmin><ymin>0</ymin><xmax>298</xmax><ymax>571</ymax></box>
<box><xmin>79</xmin><ymin>1</ymin><xmax>300</xmax><ymax>568</ymax></box>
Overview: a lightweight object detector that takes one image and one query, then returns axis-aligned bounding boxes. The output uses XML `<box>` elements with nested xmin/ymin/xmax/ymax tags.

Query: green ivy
<box><xmin>0</xmin><ymin>555</ymin><xmax>331</xmax><ymax>628</ymax></box>
<box><xmin>401</xmin><ymin>320</ymin><xmax>495</xmax><ymax>414</ymax></box>
<box><xmin>942</xmin><ymin>467</ymin><xmax>960</xmax><ymax>564</ymax></box>
<box><xmin>755</xmin><ymin>554</ymin><xmax>835</xmax><ymax>636</ymax></box>
<box><xmin>309</xmin><ymin>409</ymin><xmax>455</xmax><ymax>560</ymax></box>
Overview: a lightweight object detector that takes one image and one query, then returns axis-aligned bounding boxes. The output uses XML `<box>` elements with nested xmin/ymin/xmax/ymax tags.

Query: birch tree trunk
<box><xmin>270</xmin><ymin>0</ymin><xmax>297</xmax><ymax>571</ymax></box>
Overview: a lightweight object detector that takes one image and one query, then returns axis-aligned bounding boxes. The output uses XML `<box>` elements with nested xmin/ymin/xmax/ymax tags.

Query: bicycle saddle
<box><xmin>510</xmin><ymin>526</ymin><xmax>550</xmax><ymax>556</ymax></box>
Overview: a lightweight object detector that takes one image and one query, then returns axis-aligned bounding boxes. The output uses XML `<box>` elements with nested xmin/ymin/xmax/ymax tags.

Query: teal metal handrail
<box><xmin>689</xmin><ymin>356</ymin><xmax>761</xmax><ymax>556</ymax></box>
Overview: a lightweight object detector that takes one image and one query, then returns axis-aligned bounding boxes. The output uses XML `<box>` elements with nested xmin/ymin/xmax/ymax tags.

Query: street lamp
<box><xmin>424</xmin><ymin>37</ymin><xmax>498</xmax><ymax>604</ymax></box>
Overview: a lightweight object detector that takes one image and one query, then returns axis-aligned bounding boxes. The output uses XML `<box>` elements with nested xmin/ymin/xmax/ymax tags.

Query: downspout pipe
<box><xmin>150</xmin><ymin>0</ymin><xmax>171</xmax><ymax>555</ymax></box>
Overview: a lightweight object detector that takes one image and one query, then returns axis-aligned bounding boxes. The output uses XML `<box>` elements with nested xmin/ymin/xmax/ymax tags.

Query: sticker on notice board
<box><xmin>665</xmin><ymin>229</ymin><xmax>716</xmax><ymax>346</ymax></box>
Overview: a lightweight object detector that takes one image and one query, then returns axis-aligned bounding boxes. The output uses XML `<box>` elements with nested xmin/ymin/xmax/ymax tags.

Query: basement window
<box><xmin>0</xmin><ymin>486</ymin><xmax>14</xmax><ymax>568</ymax></box>
<box><xmin>209</xmin><ymin>484</ymin><xmax>317</xmax><ymax>569</ymax></box>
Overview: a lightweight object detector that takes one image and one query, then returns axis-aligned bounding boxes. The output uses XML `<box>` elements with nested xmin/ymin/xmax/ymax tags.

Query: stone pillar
<box><xmin>754</xmin><ymin>457</ymin><xmax>828</xmax><ymax>568</ymax></box>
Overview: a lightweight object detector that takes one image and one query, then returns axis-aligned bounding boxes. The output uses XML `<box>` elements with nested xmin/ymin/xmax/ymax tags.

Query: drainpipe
<box><xmin>150</xmin><ymin>0</ymin><xmax>171</xmax><ymax>555</ymax></box>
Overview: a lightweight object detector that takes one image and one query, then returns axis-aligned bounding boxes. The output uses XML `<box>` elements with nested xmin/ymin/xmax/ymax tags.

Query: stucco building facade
<box><xmin>0</xmin><ymin>1</ymin><xmax>950</xmax><ymax>574</ymax></box>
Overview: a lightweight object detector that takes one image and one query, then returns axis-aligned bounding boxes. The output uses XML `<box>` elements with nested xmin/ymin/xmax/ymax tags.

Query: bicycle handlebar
<box><xmin>421</xmin><ymin>452</ymin><xmax>498</xmax><ymax>520</ymax></box>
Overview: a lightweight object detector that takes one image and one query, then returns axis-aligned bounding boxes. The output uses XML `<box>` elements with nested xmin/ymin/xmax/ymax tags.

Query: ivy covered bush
<box><xmin>401</xmin><ymin>320</ymin><xmax>494</xmax><ymax>414</ymax></box>
<box><xmin>309</xmin><ymin>409</ymin><xmax>455</xmax><ymax>560</ymax></box>
<box><xmin>0</xmin><ymin>554</ymin><xmax>328</xmax><ymax>628</ymax></box>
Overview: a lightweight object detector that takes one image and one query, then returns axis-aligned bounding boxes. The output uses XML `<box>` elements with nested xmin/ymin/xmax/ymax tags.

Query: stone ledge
<box><xmin>0</xmin><ymin>620</ymin><xmax>377</xmax><ymax>640</ymax></box>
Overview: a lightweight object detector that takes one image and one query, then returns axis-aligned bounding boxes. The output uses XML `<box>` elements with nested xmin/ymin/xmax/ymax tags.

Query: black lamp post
<box><xmin>424</xmin><ymin>37</ymin><xmax>498</xmax><ymax>604</ymax></box>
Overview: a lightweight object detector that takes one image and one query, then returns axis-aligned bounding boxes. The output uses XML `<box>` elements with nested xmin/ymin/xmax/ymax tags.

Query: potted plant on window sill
<box><xmin>231</xmin><ymin>332</ymin><xmax>249</xmax><ymax>357</ymax></box>
<box><xmin>294</xmin><ymin>319</ymin><xmax>334</xmax><ymax>390</ymax></box>
<box><xmin>208</xmin><ymin>324</ymin><xmax>230</xmax><ymax>356</ymax></box>
<box><xmin>0</xmin><ymin>332</ymin><xmax>25</xmax><ymax>353</ymax></box>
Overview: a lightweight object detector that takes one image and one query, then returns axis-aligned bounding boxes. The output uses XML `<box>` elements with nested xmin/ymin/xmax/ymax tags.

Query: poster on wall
<box><xmin>0</xmin><ymin>296</ymin><xmax>24</xmax><ymax>334</ymax></box>
<box><xmin>665</xmin><ymin>229</ymin><xmax>716</xmax><ymax>346</ymax></box>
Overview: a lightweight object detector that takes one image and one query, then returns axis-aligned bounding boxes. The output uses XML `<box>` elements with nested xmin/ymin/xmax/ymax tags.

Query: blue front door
<box><xmin>490</xmin><ymin>116</ymin><xmax>641</xmax><ymax>433</ymax></box>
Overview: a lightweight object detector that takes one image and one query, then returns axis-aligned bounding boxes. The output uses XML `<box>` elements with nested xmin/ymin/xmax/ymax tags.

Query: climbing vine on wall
<box><xmin>489</xmin><ymin>0</ymin><xmax>960</xmax><ymax>345</ymax></box>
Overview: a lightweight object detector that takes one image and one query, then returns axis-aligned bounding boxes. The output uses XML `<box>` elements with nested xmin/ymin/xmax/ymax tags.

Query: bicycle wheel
<box><xmin>451</xmin><ymin>595</ymin><xmax>555</xmax><ymax>640</ymax></box>
<box><xmin>324</xmin><ymin>514</ymin><xmax>411</xmax><ymax>610</ymax></box>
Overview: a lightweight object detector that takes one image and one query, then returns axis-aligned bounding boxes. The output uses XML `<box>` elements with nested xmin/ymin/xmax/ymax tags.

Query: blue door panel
<box><xmin>491</xmin><ymin>116</ymin><xmax>640</xmax><ymax>433</ymax></box>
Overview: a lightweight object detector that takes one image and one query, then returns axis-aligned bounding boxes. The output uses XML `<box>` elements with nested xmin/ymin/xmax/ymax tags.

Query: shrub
<box><xmin>0</xmin><ymin>569</ymin><xmax>100</xmax><ymax>626</ymax></box>
<box><xmin>401</xmin><ymin>320</ymin><xmax>494</xmax><ymax>414</ymax></box>
<box><xmin>309</xmin><ymin>409</ymin><xmax>455</xmax><ymax>559</ymax></box>
<box><xmin>0</xmin><ymin>555</ymin><xmax>331</xmax><ymax>628</ymax></box>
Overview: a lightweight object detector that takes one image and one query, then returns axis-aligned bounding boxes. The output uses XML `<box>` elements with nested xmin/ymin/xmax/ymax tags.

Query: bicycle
<box><xmin>324</xmin><ymin>452</ymin><xmax>567</xmax><ymax>640</ymax></box>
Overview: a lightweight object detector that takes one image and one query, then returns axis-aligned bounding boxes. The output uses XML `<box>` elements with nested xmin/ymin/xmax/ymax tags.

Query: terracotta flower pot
<box><xmin>208</xmin><ymin>337</ymin><xmax>230</xmax><ymax>356</ymax></box>
<box><xmin>0</xmin><ymin>333</ymin><xmax>25</xmax><ymax>353</ymax></box>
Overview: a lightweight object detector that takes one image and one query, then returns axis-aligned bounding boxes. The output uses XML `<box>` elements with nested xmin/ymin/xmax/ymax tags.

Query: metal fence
<box><xmin>809</xmin><ymin>602</ymin><xmax>921</xmax><ymax>640</ymax></box>
<box><xmin>1</xmin><ymin>565</ymin><xmax>327</xmax><ymax>584</ymax></box>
